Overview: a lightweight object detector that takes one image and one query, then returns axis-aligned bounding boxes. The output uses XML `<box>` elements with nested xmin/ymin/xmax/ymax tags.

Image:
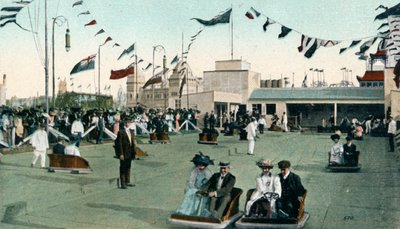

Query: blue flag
<box><xmin>70</xmin><ymin>54</ymin><xmax>96</xmax><ymax>75</ymax></box>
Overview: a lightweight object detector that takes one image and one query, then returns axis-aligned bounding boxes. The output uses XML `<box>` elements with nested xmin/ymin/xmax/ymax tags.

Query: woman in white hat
<box><xmin>245</xmin><ymin>159</ymin><xmax>281</xmax><ymax>218</ymax></box>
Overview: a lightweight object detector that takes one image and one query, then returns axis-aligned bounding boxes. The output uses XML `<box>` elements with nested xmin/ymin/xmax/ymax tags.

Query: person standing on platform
<box><xmin>282</xmin><ymin>112</ymin><xmax>288</xmax><ymax>132</ymax></box>
<box><xmin>71</xmin><ymin>117</ymin><xmax>84</xmax><ymax>147</ymax></box>
<box><xmin>30</xmin><ymin>123</ymin><xmax>49</xmax><ymax>168</ymax></box>
<box><xmin>246</xmin><ymin>117</ymin><xmax>257</xmax><ymax>155</ymax></box>
<box><xmin>96</xmin><ymin>112</ymin><xmax>105</xmax><ymax>144</ymax></box>
<box><xmin>258</xmin><ymin>115</ymin><xmax>266</xmax><ymax>134</ymax></box>
<box><xmin>116</xmin><ymin>116</ymin><xmax>136</xmax><ymax>189</ymax></box>
<box><xmin>387</xmin><ymin>116</ymin><xmax>397</xmax><ymax>152</ymax></box>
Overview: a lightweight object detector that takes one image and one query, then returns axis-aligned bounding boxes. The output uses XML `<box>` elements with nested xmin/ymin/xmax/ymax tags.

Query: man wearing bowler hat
<box><xmin>343</xmin><ymin>136</ymin><xmax>357</xmax><ymax>165</ymax></box>
<box><xmin>276</xmin><ymin>160</ymin><xmax>306</xmax><ymax>219</ymax></box>
<box><xmin>116</xmin><ymin>116</ymin><xmax>136</xmax><ymax>189</ymax></box>
<box><xmin>199</xmin><ymin>161</ymin><xmax>236</xmax><ymax>220</ymax></box>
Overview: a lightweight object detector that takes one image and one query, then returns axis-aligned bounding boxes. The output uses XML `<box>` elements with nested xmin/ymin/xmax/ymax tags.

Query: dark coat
<box><xmin>201</xmin><ymin>172</ymin><xmax>236</xmax><ymax>197</ymax></box>
<box><xmin>116</xmin><ymin>129</ymin><xmax>136</xmax><ymax>160</ymax></box>
<box><xmin>52</xmin><ymin>143</ymin><xmax>65</xmax><ymax>155</ymax></box>
<box><xmin>343</xmin><ymin>143</ymin><xmax>356</xmax><ymax>155</ymax></box>
<box><xmin>279</xmin><ymin>172</ymin><xmax>306</xmax><ymax>201</ymax></box>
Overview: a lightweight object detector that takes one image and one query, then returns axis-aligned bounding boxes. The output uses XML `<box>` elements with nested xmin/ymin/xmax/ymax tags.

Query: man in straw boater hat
<box><xmin>198</xmin><ymin>161</ymin><xmax>236</xmax><ymax>220</ymax></box>
<box><xmin>116</xmin><ymin>116</ymin><xmax>136</xmax><ymax>189</ymax></box>
<box><xmin>276</xmin><ymin>160</ymin><xmax>306</xmax><ymax>219</ymax></box>
<box><xmin>329</xmin><ymin>133</ymin><xmax>344</xmax><ymax>165</ymax></box>
<box><xmin>245</xmin><ymin>159</ymin><xmax>281</xmax><ymax>218</ymax></box>
<box><xmin>175</xmin><ymin>152</ymin><xmax>214</xmax><ymax>216</ymax></box>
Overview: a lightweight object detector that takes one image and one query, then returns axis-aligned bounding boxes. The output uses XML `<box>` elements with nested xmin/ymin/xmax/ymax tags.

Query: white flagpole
<box><xmin>230</xmin><ymin>6</ymin><xmax>233</xmax><ymax>60</ymax></box>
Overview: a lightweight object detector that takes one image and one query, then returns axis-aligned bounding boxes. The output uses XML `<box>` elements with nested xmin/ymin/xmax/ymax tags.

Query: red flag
<box><xmin>143</xmin><ymin>72</ymin><xmax>162</xmax><ymax>88</ymax></box>
<box><xmin>102</xmin><ymin>36</ymin><xmax>112</xmax><ymax>46</ymax></box>
<box><xmin>110</xmin><ymin>66</ymin><xmax>134</xmax><ymax>80</ymax></box>
<box><xmin>84</xmin><ymin>20</ymin><xmax>97</xmax><ymax>26</ymax></box>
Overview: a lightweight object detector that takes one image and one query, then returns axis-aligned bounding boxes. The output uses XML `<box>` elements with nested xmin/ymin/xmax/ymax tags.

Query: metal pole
<box><xmin>152</xmin><ymin>47</ymin><xmax>155</xmax><ymax>108</ymax></box>
<box><xmin>135</xmin><ymin>49</ymin><xmax>138</xmax><ymax>104</ymax></box>
<box><xmin>52</xmin><ymin>18</ymin><xmax>55</xmax><ymax>107</ymax></box>
<box><xmin>98</xmin><ymin>45</ymin><xmax>101</xmax><ymax>94</ymax></box>
<box><xmin>45</xmin><ymin>0</ymin><xmax>49</xmax><ymax>123</ymax></box>
<box><xmin>163</xmin><ymin>54</ymin><xmax>167</xmax><ymax>111</ymax></box>
<box><xmin>186</xmin><ymin>67</ymin><xmax>189</xmax><ymax>108</ymax></box>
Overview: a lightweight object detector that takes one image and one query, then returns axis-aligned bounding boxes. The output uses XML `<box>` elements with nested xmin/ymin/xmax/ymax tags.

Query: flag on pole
<box><xmin>110</xmin><ymin>66</ymin><xmax>134</xmax><ymax>80</ymax></box>
<box><xmin>117</xmin><ymin>43</ymin><xmax>135</xmax><ymax>60</ymax></box>
<box><xmin>143</xmin><ymin>72</ymin><xmax>162</xmax><ymax>88</ymax></box>
<box><xmin>302</xmin><ymin>74</ymin><xmax>308</xmax><ymax>87</ymax></box>
<box><xmin>179</xmin><ymin>75</ymin><xmax>186</xmax><ymax>98</ymax></box>
<box><xmin>84</xmin><ymin>20</ymin><xmax>97</xmax><ymax>27</ymax></box>
<box><xmin>70</xmin><ymin>54</ymin><xmax>96</xmax><ymax>75</ymax></box>
<box><xmin>191</xmin><ymin>8</ymin><xmax>232</xmax><ymax>26</ymax></box>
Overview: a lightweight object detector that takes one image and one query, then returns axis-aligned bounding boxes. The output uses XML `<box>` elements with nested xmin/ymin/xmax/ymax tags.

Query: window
<box><xmin>266</xmin><ymin>104</ymin><xmax>276</xmax><ymax>115</ymax></box>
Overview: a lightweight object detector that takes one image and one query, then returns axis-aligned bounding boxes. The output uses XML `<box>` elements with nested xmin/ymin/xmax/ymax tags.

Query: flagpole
<box><xmin>135</xmin><ymin>46</ymin><xmax>138</xmax><ymax>105</ymax></box>
<box><xmin>98</xmin><ymin>45</ymin><xmax>101</xmax><ymax>94</ymax></box>
<box><xmin>186</xmin><ymin>66</ymin><xmax>189</xmax><ymax>109</ymax></box>
<box><xmin>230</xmin><ymin>5</ymin><xmax>233</xmax><ymax>60</ymax></box>
<box><xmin>45</xmin><ymin>0</ymin><xmax>49</xmax><ymax>126</ymax></box>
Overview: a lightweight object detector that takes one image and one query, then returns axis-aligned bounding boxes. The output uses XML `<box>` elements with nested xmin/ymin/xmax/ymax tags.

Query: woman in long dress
<box><xmin>176</xmin><ymin>152</ymin><xmax>213</xmax><ymax>216</ymax></box>
<box><xmin>330</xmin><ymin>134</ymin><xmax>344</xmax><ymax>165</ymax></box>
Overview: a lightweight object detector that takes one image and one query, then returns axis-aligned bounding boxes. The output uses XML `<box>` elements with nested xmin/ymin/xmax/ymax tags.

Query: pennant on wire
<box><xmin>377</xmin><ymin>22</ymin><xmax>389</xmax><ymax>30</ymax></box>
<box><xmin>137</xmin><ymin>59</ymin><xmax>143</xmax><ymax>64</ymax></box>
<box><xmin>101</xmin><ymin>36</ymin><xmax>112</xmax><ymax>46</ymax></box>
<box><xmin>339</xmin><ymin>40</ymin><xmax>361</xmax><ymax>54</ymax></box>
<box><xmin>191</xmin><ymin>28</ymin><xmax>204</xmax><ymax>40</ymax></box>
<box><xmin>117</xmin><ymin>43</ymin><xmax>135</xmax><ymax>60</ymax></box>
<box><xmin>84</xmin><ymin>20</ymin><xmax>97</xmax><ymax>27</ymax></box>
<box><xmin>355</xmin><ymin>37</ymin><xmax>377</xmax><ymax>56</ymax></box>
<box><xmin>95</xmin><ymin>29</ymin><xmax>105</xmax><ymax>36</ymax></box>
<box><xmin>110</xmin><ymin>66</ymin><xmax>134</xmax><ymax>80</ymax></box>
<box><xmin>142</xmin><ymin>63</ymin><xmax>152</xmax><ymax>71</ymax></box>
<box><xmin>278</xmin><ymin>26</ymin><xmax>292</xmax><ymax>38</ymax></box>
<box><xmin>72</xmin><ymin>0</ymin><xmax>83</xmax><ymax>8</ymax></box>
<box><xmin>1</xmin><ymin>7</ymin><xmax>23</xmax><ymax>12</ymax></box>
<box><xmin>297</xmin><ymin>35</ymin><xmax>320</xmax><ymax>58</ymax></box>
<box><xmin>154</xmin><ymin>65</ymin><xmax>161</xmax><ymax>70</ymax></box>
<box><xmin>262</xmin><ymin>18</ymin><xmax>276</xmax><ymax>32</ymax></box>
<box><xmin>13</xmin><ymin>1</ymin><xmax>32</xmax><ymax>5</ymax></box>
<box><xmin>319</xmin><ymin>39</ymin><xmax>341</xmax><ymax>47</ymax></box>
<box><xmin>112</xmin><ymin>43</ymin><xmax>120</xmax><ymax>47</ymax></box>
<box><xmin>375</xmin><ymin>3</ymin><xmax>400</xmax><ymax>21</ymax></box>
<box><xmin>78</xmin><ymin>11</ymin><xmax>90</xmax><ymax>17</ymax></box>
<box><xmin>245</xmin><ymin>7</ymin><xmax>261</xmax><ymax>20</ymax></box>
<box><xmin>191</xmin><ymin>8</ymin><xmax>232</xmax><ymax>26</ymax></box>
<box><xmin>0</xmin><ymin>14</ymin><xmax>17</xmax><ymax>21</ymax></box>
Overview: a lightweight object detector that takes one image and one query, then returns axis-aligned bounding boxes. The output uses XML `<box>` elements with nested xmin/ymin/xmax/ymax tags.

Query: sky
<box><xmin>0</xmin><ymin>0</ymin><xmax>399</xmax><ymax>100</ymax></box>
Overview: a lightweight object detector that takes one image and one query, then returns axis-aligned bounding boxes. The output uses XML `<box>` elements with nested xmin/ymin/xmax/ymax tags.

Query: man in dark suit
<box><xmin>276</xmin><ymin>160</ymin><xmax>306</xmax><ymax>219</ymax></box>
<box><xmin>199</xmin><ymin>162</ymin><xmax>236</xmax><ymax>220</ymax></box>
<box><xmin>52</xmin><ymin>137</ymin><xmax>65</xmax><ymax>155</ymax></box>
<box><xmin>343</xmin><ymin>136</ymin><xmax>357</xmax><ymax>165</ymax></box>
<box><xmin>116</xmin><ymin>117</ymin><xmax>136</xmax><ymax>189</ymax></box>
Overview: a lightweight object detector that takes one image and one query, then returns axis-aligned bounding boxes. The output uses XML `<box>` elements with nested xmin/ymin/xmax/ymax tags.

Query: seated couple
<box><xmin>246</xmin><ymin>159</ymin><xmax>306</xmax><ymax>219</ymax></box>
<box><xmin>52</xmin><ymin>136</ymin><xmax>81</xmax><ymax>157</ymax></box>
<box><xmin>329</xmin><ymin>134</ymin><xmax>358</xmax><ymax>166</ymax></box>
<box><xmin>175</xmin><ymin>152</ymin><xmax>235</xmax><ymax>220</ymax></box>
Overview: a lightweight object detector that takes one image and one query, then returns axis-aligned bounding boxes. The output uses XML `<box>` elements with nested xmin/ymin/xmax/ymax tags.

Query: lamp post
<box><xmin>152</xmin><ymin>45</ymin><xmax>165</xmax><ymax>109</ymax></box>
<box><xmin>52</xmin><ymin>15</ymin><xmax>70</xmax><ymax>106</ymax></box>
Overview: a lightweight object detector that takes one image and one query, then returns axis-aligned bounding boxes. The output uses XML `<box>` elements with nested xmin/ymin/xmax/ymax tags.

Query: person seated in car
<box><xmin>343</xmin><ymin>136</ymin><xmax>357</xmax><ymax>166</ymax></box>
<box><xmin>329</xmin><ymin>134</ymin><xmax>344</xmax><ymax>165</ymax></box>
<box><xmin>276</xmin><ymin>160</ymin><xmax>306</xmax><ymax>219</ymax></box>
<box><xmin>64</xmin><ymin>135</ymin><xmax>81</xmax><ymax>157</ymax></box>
<box><xmin>52</xmin><ymin>137</ymin><xmax>65</xmax><ymax>155</ymax></box>
<box><xmin>245</xmin><ymin>159</ymin><xmax>281</xmax><ymax>218</ymax></box>
<box><xmin>175</xmin><ymin>152</ymin><xmax>213</xmax><ymax>216</ymax></box>
<box><xmin>198</xmin><ymin>161</ymin><xmax>236</xmax><ymax>220</ymax></box>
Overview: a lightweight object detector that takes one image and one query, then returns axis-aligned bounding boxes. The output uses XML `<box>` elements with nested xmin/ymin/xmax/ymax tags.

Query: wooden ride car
<box><xmin>149</xmin><ymin>132</ymin><xmax>171</xmax><ymax>144</ymax></box>
<box><xmin>326</xmin><ymin>151</ymin><xmax>361</xmax><ymax>172</ymax></box>
<box><xmin>48</xmin><ymin>154</ymin><xmax>92</xmax><ymax>174</ymax></box>
<box><xmin>235</xmin><ymin>189</ymin><xmax>309</xmax><ymax>229</ymax></box>
<box><xmin>168</xmin><ymin>187</ymin><xmax>243</xmax><ymax>229</ymax></box>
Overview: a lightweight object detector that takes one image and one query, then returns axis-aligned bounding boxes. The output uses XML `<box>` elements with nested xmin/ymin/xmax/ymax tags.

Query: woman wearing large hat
<box><xmin>245</xmin><ymin>159</ymin><xmax>281</xmax><ymax>218</ymax></box>
<box><xmin>175</xmin><ymin>152</ymin><xmax>214</xmax><ymax>216</ymax></box>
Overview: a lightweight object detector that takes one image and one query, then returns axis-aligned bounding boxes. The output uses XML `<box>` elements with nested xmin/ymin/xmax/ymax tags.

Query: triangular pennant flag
<box><xmin>95</xmin><ymin>29</ymin><xmax>105</xmax><ymax>36</ymax></box>
<box><xmin>78</xmin><ymin>11</ymin><xmax>90</xmax><ymax>17</ymax></box>
<box><xmin>84</xmin><ymin>20</ymin><xmax>97</xmax><ymax>27</ymax></box>
<box><xmin>375</xmin><ymin>3</ymin><xmax>400</xmax><ymax>20</ymax></box>
<box><xmin>319</xmin><ymin>40</ymin><xmax>341</xmax><ymax>47</ymax></box>
<box><xmin>298</xmin><ymin>35</ymin><xmax>320</xmax><ymax>58</ymax></box>
<box><xmin>355</xmin><ymin>37</ymin><xmax>377</xmax><ymax>55</ymax></box>
<box><xmin>137</xmin><ymin>59</ymin><xmax>143</xmax><ymax>64</ymax></box>
<box><xmin>278</xmin><ymin>26</ymin><xmax>292</xmax><ymax>38</ymax></box>
<box><xmin>179</xmin><ymin>75</ymin><xmax>186</xmax><ymax>98</ymax></box>
<box><xmin>70</xmin><ymin>54</ymin><xmax>96</xmax><ymax>75</ymax></box>
<box><xmin>72</xmin><ymin>0</ymin><xmax>83</xmax><ymax>8</ymax></box>
<box><xmin>101</xmin><ymin>36</ymin><xmax>112</xmax><ymax>46</ymax></box>
<box><xmin>1</xmin><ymin>7</ymin><xmax>23</xmax><ymax>12</ymax></box>
<box><xmin>117</xmin><ymin>43</ymin><xmax>135</xmax><ymax>60</ymax></box>
<box><xmin>112</xmin><ymin>43</ymin><xmax>120</xmax><ymax>47</ymax></box>
<box><xmin>245</xmin><ymin>7</ymin><xmax>261</xmax><ymax>19</ymax></box>
<box><xmin>170</xmin><ymin>55</ymin><xmax>179</xmax><ymax>65</ymax></box>
<box><xmin>0</xmin><ymin>14</ymin><xmax>17</xmax><ymax>21</ymax></box>
<box><xmin>339</xmin><ymin>40</ymin><xmax>361</xmax><ymax>54</ymax></box>
<box><xmin>143</xmin><ymin>63</ymin><xmax>152</xmax><ymax>71</ymax></box>
<box><xmin>191</xmin><ymin>8</ymin><xmax>232</xmax><ymax>26</ymax></box>
<box><xmin>262</xmin><ymin>18</ymin><xmax>276</xmax><ymax>32</ymax></box>
<box><xmin>110</xmin><ymin>66</ymin><xmax>134</xmax><ymax>80</ymax></box>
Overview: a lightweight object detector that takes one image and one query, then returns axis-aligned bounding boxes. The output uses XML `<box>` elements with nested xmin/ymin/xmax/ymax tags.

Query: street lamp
<box><xmin>152</xmin><ymin>45</ymin><xmax>166</xmax><ymax>109</ymax></box>
<box><xmin>52</xmin><ymin>15</ymin><xmax>70</xmax><ymax>106</ymax></box>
